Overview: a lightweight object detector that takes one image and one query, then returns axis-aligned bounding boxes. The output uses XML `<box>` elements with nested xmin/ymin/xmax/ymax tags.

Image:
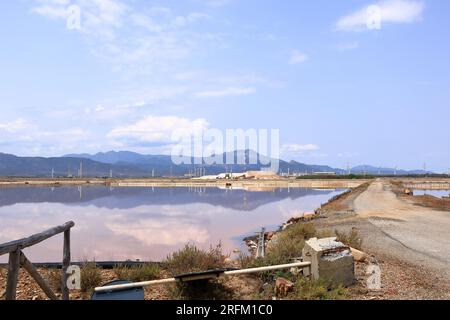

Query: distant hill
<box><xmin>65</xmin><ymin>151</ymin><xmax>171</xmax><ymax>165</ymax></box>
<box><xmin>65</xmin><ymin>150</ymin><xmax>344</xmax><ymax>176</ymax></box>
<box><xmin>350</xmin><ymin>165</ymin><xmax>432</xmax><ymax>175</ymax></box>
<box><xmin>0</xmin><ymin>151</ymin><xmax>433</xmax><ymax>177</ymax></box>
<box><xmin>0</xmin><ymin>153</ymin><xmax>148</xmax><ymax>177</ymax></box>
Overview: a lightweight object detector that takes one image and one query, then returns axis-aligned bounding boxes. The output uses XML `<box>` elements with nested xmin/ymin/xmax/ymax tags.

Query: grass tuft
<box><xmin>288</xmin><ymin>278</ymin><xmax>347</xmax><ymax>300</ymax></box>
<box><xmin>113</xmin><ymin>263</ymin><xmax>161</xmax><ymax>283</ymax></box>
<box><xmin>80</xmin><ymin>262</ymin><xmax>102</xmax><ymax>294</ymax></box>
<box><xmin>335</xmin><ymin>228</ymin><xmax>363</xmax><ymax>250</ymax></box>
<box><xmin>164</xmin><ymin>243</ymin><xmax>232</xmax><ymax>300</ymax></box>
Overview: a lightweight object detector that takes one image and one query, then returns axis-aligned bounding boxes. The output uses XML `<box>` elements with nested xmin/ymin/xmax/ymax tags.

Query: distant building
<box><xmin>196</xmin><ymin>170</ymin><xmax>280</xmax><ymax>180</ymax></box>
<box><xmin>245</xmin><ymin>171</ymin><xmax>279</xmax><ymax>180</ymax></box>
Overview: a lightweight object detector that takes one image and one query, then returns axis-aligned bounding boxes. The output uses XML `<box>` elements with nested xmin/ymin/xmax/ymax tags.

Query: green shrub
<box><xmin>81</xmin><ymin>262</ymin><xmax>102</xmax><ymax>293</ymax></box>
<box><xmin>165</xmin><ymin>243</ymin><xmax>228</xmax><ymax>276</ymax></box>
<box><xmin>262</xmin><ymin>223</ymin><xmax>316</xmax><ymax>266</ymax></box>
<box><xmin>164</xmin><ymin>244</ymin><xmax>232</xmax><ymax>300</ymax></box>
<box><xmin>289</xmin><ymin>277</ymin><xmax>347</xmax><ymax>300</ymax></box>
<box><xmin>335</xmin><ymin>228</ymin><xmax>363</xmax><ymax>250</ymax></box>
<box><xmin>114</xmin><ymin>263</ymin><xmax>161</xmax><ymax>282</ymax></box>
<box><xmin>237</xmin><ymin>253</ymin><xmax>254</xmax><ymax>269</ymax></box>
<box><xmin>252</xmin><ymin>223</ymin><xmax>317</xmax><ymax>281</ymax></box>
<box><xmin>47</xmin><ymin>269</ymin><xmax>63</xmax><ymax>293</ymax></box>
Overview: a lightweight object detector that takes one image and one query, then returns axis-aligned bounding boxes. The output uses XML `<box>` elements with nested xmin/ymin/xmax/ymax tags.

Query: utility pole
<box><xmin>79</xmin><ymin>161</ymin><xmax>83</xmax><ymax>178</ymax></box>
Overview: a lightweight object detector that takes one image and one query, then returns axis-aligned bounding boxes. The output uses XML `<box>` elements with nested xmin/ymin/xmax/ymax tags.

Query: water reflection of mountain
<box><xmin>0</xmin><ymin>186</ymin><xmax>337</xmax><ymax>211</ymax></box>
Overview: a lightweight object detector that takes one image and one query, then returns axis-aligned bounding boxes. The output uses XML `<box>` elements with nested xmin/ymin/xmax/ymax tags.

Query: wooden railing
<box><xmin>0</xmin><ymin>221</ymin><xmax>75</xmax><ymax>300</ymax></box>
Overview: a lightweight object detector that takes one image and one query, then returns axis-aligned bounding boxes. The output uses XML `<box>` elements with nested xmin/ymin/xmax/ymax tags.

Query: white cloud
<box><xmin>289</xmin><ymin>50</ymin><xmax>308</xmax><ymax>65</ymax></box>
<box><xmin>107</xmin><ymin>115</ymin><xmax>210</xmax><ymax>147</ymax></box>
<box><xmin>195</xmin><ymin>87</ymin><xmax>256</xmax><ymax>98</ymax></box>
<box><xmin>0</xmin><ymin>118</ymin><xmax>92</xmax><ymax>156</ymax></box>
<box><xmin>281</xmin><ymin>144</ymin><xmax>320</xmax><ymax>153</ymax></box>
<box><xmin>0</xmin><ymin>119</ymin><xmax>32</xmax><ymax>133</ymax></box>
<box><xmin>31</xmin><ymin>1</ymin><xmax>222</xmax><ymax>74</ymax></box>
<box><xmin>336</xmin><ymin>0</ymin><xmax>424</xmax><ymax>32</ymax></box>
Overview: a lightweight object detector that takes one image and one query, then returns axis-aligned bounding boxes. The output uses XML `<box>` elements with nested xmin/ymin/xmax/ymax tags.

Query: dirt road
<box><xmin>353</xmin><ymin>179</ymin><xmax>450</xmax><ymax>279</ymax></box>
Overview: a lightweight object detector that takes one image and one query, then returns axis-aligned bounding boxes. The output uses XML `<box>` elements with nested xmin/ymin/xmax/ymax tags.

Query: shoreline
<box><xmin>0</xmin><ymin>177</ymin><xmax>370</xmax><ymax>189</ymax></box>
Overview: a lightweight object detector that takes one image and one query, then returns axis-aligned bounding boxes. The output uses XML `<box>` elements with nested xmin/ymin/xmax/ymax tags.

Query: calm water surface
<box><xmin>0</xmin><ymin>186</ymin><xmax>346</xmax><ymax>262</ymax></box>
<box><xmin>413</xmin><ymin>190</ymin><xmax>450</xmax><ymax>198</ymax></box>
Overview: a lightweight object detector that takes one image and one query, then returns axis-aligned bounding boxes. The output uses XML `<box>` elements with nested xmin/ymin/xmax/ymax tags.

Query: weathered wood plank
<box><xmin>20</xmin><ymin>252</ymin><xmax>59</xmax><ymax>300</ymax></box>
<box><xmin>0</xmin><ymin>221</ymin><xmax>75</xmax><ymax>256</ymax></box>
<box><xmin>5</xmin><ymin>249</ymin><xmax>21</xmax><ymax>300</ymax></box>
<box><xmin>61</xmin><ymin>229</ymin><xmax>71</xmax><ymax>300</ymax></box>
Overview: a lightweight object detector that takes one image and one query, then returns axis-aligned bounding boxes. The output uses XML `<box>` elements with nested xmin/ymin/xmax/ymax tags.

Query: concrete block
<box><xmin>302</xmin><ymin>237</ymin><xmax>355</xmax><ymax>287</ymax></box>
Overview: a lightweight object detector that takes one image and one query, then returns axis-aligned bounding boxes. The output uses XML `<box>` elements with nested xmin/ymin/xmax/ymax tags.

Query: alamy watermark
<box><xmin>66</xmin><ymin>3</ymin><xmax>81</xmax><ymax>30</ymax></box>
<box><xmin>66</xmin><ymin>265</ymin><xmax>81</xmax><ymax>290</ymax></box>
<box><xmin>171</xmin><ymin>128</ymin><xmax>280</xmax><ymax>173</ymax></box>
<box><xmin>367</xmin><ymin>5</ymin><xmax>382</xmax><ymax>30</ymax></box>
<box><xmin>366</xmin><ymin>264</ymin><xmax>382</xmax><ymax>290</ymax></box>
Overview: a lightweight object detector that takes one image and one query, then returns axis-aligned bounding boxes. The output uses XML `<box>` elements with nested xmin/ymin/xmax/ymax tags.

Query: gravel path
<box><xmin>353</xmin><ymin>179</ymin><xmax>450</xmax><ymax>281</ymax></box>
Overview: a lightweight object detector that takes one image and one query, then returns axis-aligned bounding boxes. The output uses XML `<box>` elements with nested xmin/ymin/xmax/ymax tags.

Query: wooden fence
<box><xmin>0</xmin><ymin>221</ymin><xmax>75</xmax><ymax>300</ymax></box>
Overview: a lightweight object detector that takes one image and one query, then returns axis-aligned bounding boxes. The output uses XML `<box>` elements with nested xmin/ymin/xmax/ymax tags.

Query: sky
<box><xmin>0</xmin><ymin>0</ymin><xmax>449</xmax><ymax>172</ymax></box>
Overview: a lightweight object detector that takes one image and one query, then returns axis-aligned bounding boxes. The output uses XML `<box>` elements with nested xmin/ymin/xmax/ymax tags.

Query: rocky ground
<box><xmin>316</xmin><ymin>179</ymin><xmax>450</xmax><ymax>299</ymax></box>
<box><xmin>0</xmin><ymin>267</ymin><xmax>264</xmax><ymax>301</ymax></box>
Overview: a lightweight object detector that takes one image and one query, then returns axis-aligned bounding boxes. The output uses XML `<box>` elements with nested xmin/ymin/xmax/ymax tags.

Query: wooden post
<box><xmin>20</xmin><ymin>252</ymin><xmax>58</xmax><ymax>300</ymax></box>
<box><xmin>5</xmin><ymin>249</ymin><xmax>21</xmax><ymax>300</ymax></box>
<box><xmin>61</xmin><ymin>229</ymin><xmax>71</xmax><ymax>300</ymax></box>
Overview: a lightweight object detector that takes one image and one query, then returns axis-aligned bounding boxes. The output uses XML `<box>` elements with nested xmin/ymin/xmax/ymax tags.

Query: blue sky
<box><xmin>1</xmin><ymin>0</ymin><xmax>449</xmax><ymax>172</ymax></box>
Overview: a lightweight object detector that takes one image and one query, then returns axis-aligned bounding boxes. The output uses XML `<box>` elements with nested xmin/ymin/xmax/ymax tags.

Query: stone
<box><xmin>350</xmin><ymin>247</ymin><xmax>368</xmax><ymax>262</ymax></box>
<box><xmin>274</xmin><ymin>277</ymin><xmax>294</xmax><ymax>297</ymax></box>
<box><xmin>302</xmin><ymin>237</ymin><xmax>355</xmax><ymax>287</ymax></box>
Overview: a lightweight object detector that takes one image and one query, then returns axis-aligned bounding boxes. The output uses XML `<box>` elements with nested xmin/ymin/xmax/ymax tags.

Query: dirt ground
<box><xmin>0</xmin><ymin>267</ymin><xmax>263</xmax><ymax>300</ymax></box>
<box><xmin>316</xmin><ymin>178</ymin><xmax>450</xmax><ymax>299</ymax></box>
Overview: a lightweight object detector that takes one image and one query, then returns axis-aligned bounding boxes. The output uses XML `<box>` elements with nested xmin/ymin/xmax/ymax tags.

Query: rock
<box><xmin>274</xmin><ymin>277</ymin><xmax>294</xmax><ymax>297</ymax></box>
<box><xmin>350</xmin><ymin>247</ymin><xmax>368</xmax><ymax>262</ymax></box>
<box><xmin>266</xmin><ymin>232</ymin><xmax>275</xmax><ymax>241</ymax></box>
<box><xmin>32</xmin><ymin>295</ymin><xmax>39</xmax><ymax>301</ymax></box>
<box><xmin>303</xmin><ymin>212</ymin><xmax>316</xmax><ymax>221</ymax></box>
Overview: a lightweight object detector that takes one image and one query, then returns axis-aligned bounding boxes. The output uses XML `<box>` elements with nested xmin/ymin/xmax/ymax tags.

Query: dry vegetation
<box><xmin>163</xmin><ymin>243</ymin><xmax>234</xmax><ymax>300</ymax></box>
<box><xmin>244</xmin><ymin>222</ymin><xmax>363</xmax><ymax>300</ymax></box>
<box><xmin>113</xmin><ymin>263</ymin><xmax>161</xmax><ymax>283</ymax></box>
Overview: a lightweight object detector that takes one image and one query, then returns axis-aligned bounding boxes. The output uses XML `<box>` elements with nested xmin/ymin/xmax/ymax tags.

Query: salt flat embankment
<box><xmin>0</xmin><ymin>178</ymin><xmax>370</xmax><ymax>189</ymax></box>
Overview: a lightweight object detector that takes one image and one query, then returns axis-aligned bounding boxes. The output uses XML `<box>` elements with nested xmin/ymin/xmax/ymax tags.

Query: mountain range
<box><xmin>0</xmin><ymin>151</ymin><xmax>433</xmax><ymax>177</ymax></box>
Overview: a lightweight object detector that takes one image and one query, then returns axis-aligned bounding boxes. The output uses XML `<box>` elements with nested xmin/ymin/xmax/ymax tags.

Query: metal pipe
<box><xmin>224</xmin><ymin>262</ymin><xmax>310</xmax><ymax>276</ymax></box>
<box><xmin>94</xmin><ymin>261</ymin><xmax>311</xmax><ymax>293</ymax></box>
<box><xmin>95</xmin><ymin>278</ymin><xmax>177</xmax><ymax>293</ymax></box>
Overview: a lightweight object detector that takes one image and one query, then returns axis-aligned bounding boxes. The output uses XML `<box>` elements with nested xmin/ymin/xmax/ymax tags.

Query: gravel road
<box><xmin>353</xmin><ymin>179</ymin><xmax>450</xmax><ymax>280</ymax></box>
